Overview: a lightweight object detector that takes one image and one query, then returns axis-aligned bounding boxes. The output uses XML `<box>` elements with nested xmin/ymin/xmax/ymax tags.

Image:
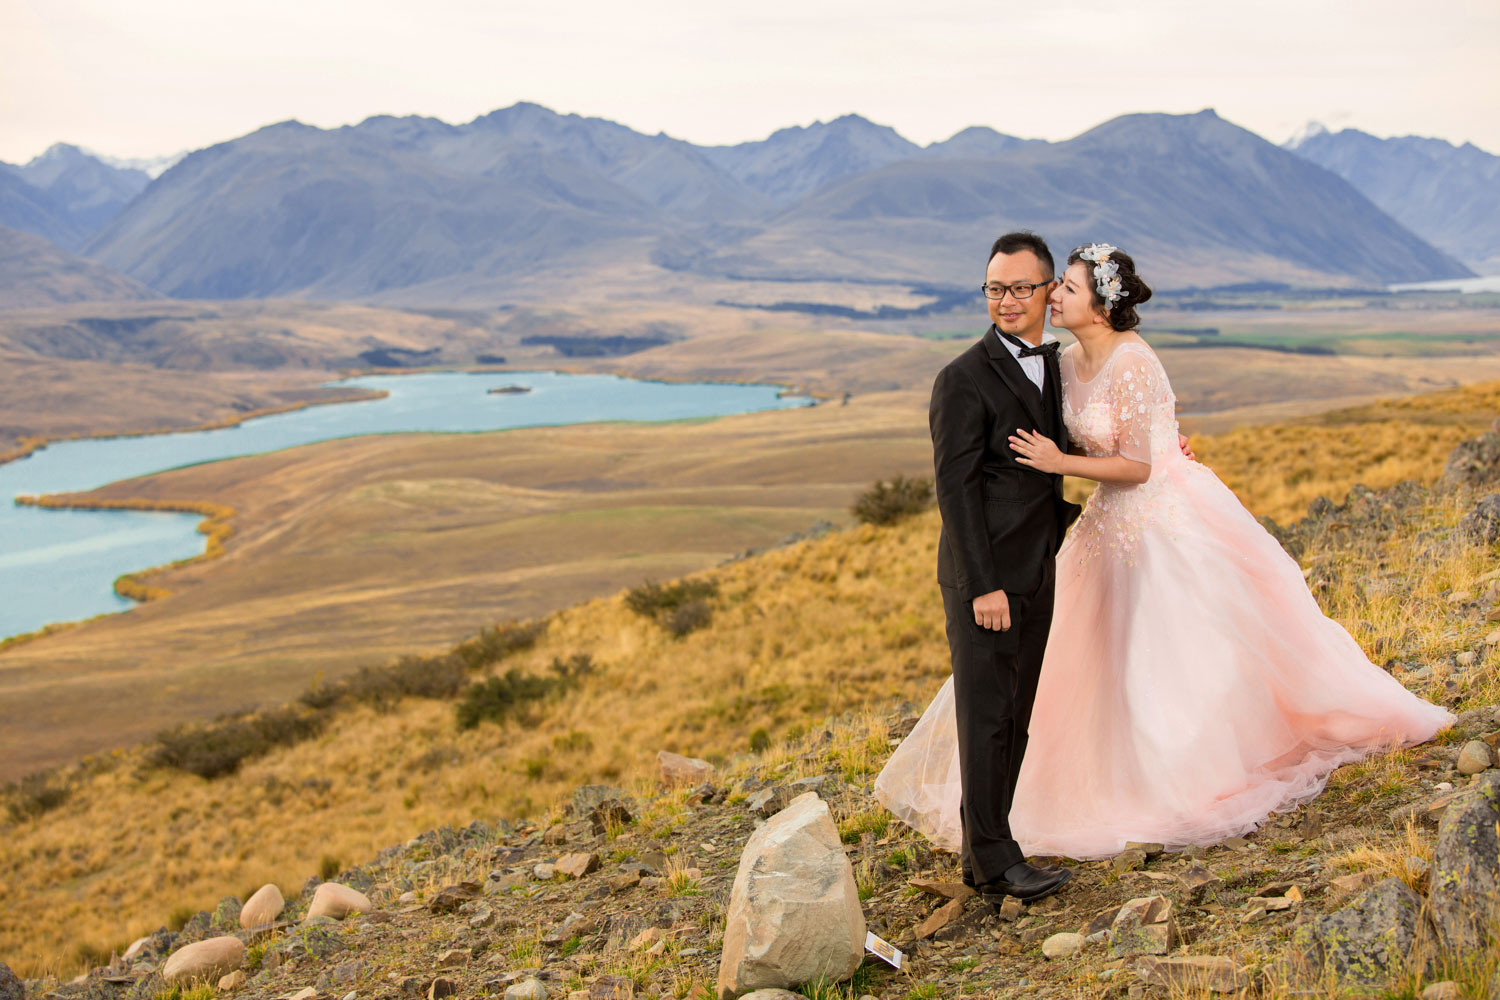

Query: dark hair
<box><xmin>987</xmin><ymin>231</ymin><xmax>1054</xmax><ymax>279</ymax></box>
<box><xmin>1065</xmin><ymin>245</ymin><xmax>1153</xmax><ymax>331</ymax></box>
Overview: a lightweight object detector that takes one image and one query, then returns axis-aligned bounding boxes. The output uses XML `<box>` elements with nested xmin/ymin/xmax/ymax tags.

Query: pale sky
<box><xmin>2</xmin><ymin>0</ymin><xmax>1497</xmax><ymax>165</ymax></box>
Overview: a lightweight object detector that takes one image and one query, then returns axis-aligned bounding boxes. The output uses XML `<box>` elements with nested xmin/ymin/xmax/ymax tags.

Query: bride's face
<box><xmin>1049</xmin><ymin>262</ymin><xmax>1106</xmax><ymax>333</ymax></box>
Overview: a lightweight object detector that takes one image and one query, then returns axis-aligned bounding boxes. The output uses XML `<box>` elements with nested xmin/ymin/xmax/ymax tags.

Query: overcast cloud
<box><xmin>2</xmin><ymin>0</ymin><xmax>1496</xmax><ymax>163</ymax></box>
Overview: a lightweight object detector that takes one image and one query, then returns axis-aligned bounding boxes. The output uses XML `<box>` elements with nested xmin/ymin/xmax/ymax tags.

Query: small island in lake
<box><xmin>488</xmin><ymin>384</ymin><xmax>532</xmax><ymax>395</ymax></box>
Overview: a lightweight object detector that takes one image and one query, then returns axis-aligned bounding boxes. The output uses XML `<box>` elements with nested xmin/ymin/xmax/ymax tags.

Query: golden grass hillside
<box><xmin>3</xmin><ymin>379</ymin><xmax>1499</xmax><ymax>975</ymax></box>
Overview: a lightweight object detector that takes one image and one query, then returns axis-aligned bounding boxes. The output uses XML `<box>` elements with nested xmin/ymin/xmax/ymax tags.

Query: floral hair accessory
<box><xmin>1078</xmin><ymin>243</ymin><xmax>1129</xmax><ymax>306</ymax></box>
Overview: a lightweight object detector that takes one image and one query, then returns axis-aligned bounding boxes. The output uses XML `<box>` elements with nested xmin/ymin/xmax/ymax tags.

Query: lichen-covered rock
<box><xmin>1460</xmin><ymin>495</ymin><xmax>1500</xmax><ymax>546</ymax></box>
<box><xmin>1443</xmin><ymin>420</ymin><xmax>1500</xmax><ymax>490</ymax></box>
<box><xmin>1</xmin><ymin>961</ymin><xmax>25</xmax><ymax>1000</ymax></box>
<box><xmin>161</xmin><ymin>936</ymin><xmax>244</xmax><ymax>985</ymax></box>
<box><xmin>717</xmin><ymin>792</ymin><xmax>865</xmax><ymax>999</ymax></box>
<box><xmin>210</xmin><ymin>896</ymin><xmax>242</xmax><ymax>930</ymax></box>
<box><xmin>1292</xmin><ymin>877</ymin><xmax>1428</xmax><ymax>986</ymax></box>
<box><xmin>1430</xmin><ymin>771</ymin><xmax>1500</xmax><ymax>951</ymax></box>
<box><xmin>1109</xmin><ymin>895</ymin><xmax>1176</xmax><ymax>957</ymax></box>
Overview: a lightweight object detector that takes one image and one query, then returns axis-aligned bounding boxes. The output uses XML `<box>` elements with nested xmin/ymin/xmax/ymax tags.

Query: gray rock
<box><xmin>1292</xmin><ymin>877</ymin><xmax>1429</xmax><ymax>986</ymax></box>
<box><xmin>717</xmin><ymin>792</ymin><xmax>865</xmax><ymax>999</ymax></box>
<box><xmin>1</xmin><ymin>962</ymin><xmax>24</xmax><ymax>1000</ymax></box>
<box><xmin>1460</xmin><ymin>495</ymin><xmax>1500</xmax><ymax>546</ymax></box>
<box><xmin>210</xmin><ymin>897</ymin><xmax>242</xmax><ymax>930</ymax></box>
<box><xmin>1430</xmin><ymin>771</ymin><xmax>1500</xmax><ymax>951</ymax></box>
<box><xmin>502</xmin><ymin>980</ymin><xmax>547</xmax><ymax>1000</ymax></box>
<box><xmin>1443</xmin><ymin>421</ymin><xmax>1500</xmax><ymax>490</ymax></box>
<box><xmin>745</xmin><ymin>786</ymin><xmax>793</xmax><ymax>818</ymax></box>
<box><xmin>572</xmin><ymin>784</ymin><xmax>632</xmax><ymax>815</ymax></box>
<box><xmin>1041</xmin><ymin>932</ymin><xmax>1085</xmax><ymax>959</ymax></box>
<box><xmin>1109</xmin><ymin>896</ymin><xmax>1176</xmax><ymax>957</ymax></box>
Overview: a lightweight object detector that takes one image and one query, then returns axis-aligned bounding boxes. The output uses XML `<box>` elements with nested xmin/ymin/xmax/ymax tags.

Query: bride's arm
<box><xmin>1009</xmin><ymin>430</ymin><xmax>1149</xmax><ymax>484</ymax></box>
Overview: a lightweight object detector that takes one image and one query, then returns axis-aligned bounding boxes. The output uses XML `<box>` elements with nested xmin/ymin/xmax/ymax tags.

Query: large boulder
<box><xmin>240</xmin><ymin>883</ymin><xmax>285</xmax><ymax>929</ymax></box>
<box><xmin>717</xmin><ymin>792</ymin><xmax>865</xmax><ymax>999</ymax></box>
<box><xmin>1430</xmin><ymin>771</ymin><xmax>1500</xmax><ymax>951</ymax></box>
<box><xmin>306</xmin><ymin>882</ymin><xmax>371</xmax><ymax>920</ymax></box>
<box><xmin>161</xmin><ymin>936</ymin><xmax>245</xmax><ymax>985</ymax></box>
<box><xmin>1293</xmin><ymin>877</ymin><xmax>1428</xmax><ymax>986</ymax></box>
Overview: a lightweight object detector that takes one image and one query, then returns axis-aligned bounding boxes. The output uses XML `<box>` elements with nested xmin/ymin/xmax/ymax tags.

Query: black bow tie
<box><xmin>1001</xmin><ymin>332</ymin><xmax>1060</xmax><ymax>359</ymax></box>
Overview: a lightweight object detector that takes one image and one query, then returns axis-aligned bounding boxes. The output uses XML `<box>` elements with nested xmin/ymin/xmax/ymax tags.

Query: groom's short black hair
<box><xmin>988</xmin><ymin>231</ymin><xmax>1055</xmax><ymax>279</ymax></box>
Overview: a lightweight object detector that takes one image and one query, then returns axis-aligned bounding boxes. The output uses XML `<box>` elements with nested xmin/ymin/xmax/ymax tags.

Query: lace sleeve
<box><xmin>1111</xmin><ymin>351</ymin><xmax>1157</xmax><ymax>469</ymax></box>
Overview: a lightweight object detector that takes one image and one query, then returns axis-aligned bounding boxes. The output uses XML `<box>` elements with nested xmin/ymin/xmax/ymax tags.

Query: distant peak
<box><xmin>26</xmin><ymin>142</ymin><xmax>88</xmax><ymax>166</ymax></box>
<box><xmin>1284</xmin><ymin>120</ymin><xmax>1329</xmax><ymax>149</ymax></box>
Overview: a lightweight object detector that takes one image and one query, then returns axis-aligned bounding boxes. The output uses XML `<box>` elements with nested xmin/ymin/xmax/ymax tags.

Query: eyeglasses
<box><xmin>981</xmin><ymin>280</ymin><xmax>1054</xmax><ymax>300</ymax></box>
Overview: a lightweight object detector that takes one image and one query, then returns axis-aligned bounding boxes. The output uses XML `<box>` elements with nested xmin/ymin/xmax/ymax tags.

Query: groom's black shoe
<box><xmin>977</xmin><ymin>861</ymin><xmax>1072</xmax><ymax>904</ymax></box>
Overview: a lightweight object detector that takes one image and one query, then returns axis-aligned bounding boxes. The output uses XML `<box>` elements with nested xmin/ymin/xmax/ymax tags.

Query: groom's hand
<box><xmin>973</xmin><ymin>589</ymin><xmax>1011</xmax><ymax>631</ymax></box>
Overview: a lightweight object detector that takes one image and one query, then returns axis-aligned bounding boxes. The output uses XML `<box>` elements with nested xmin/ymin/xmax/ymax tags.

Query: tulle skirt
<box><xmin>875</xmin><ymin>455</ymin><xmax>1454</xmax><ymax>859</ymax></box>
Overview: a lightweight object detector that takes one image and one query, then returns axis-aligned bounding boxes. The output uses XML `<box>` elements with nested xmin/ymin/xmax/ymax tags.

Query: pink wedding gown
<box><xmin>876</xmin><ymin>340</ymin><xmax>1454</xmax><ymax>859</ymax></box>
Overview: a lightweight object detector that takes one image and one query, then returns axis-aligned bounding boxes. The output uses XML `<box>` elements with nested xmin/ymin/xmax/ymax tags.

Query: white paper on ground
<box><xmin>865</xmin><ymin>930</ymin><xmax>903</xmax><ymax>969</ymax></box>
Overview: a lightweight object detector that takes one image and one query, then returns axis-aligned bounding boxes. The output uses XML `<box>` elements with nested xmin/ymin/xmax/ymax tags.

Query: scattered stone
<box><xmin>1421</xmin><ymin>983</ymin><xmax>1462</xmax><ymax>1000</ymax></box>
<box><xmin>914</xmin><ymin>897</ymin><xmax>965</xmax><ymax>940</ymax></box>
<box><xmin>1217</xmin><ymin>836</ymin><xmax>1251</xmax><ymax>852</ymax></box>
<box><xmin>739</xmin><ymin>992</ymin><xmax>808</xmax><ymax>1000</ymax></box>
<box><xmin>534</xmin><ymin>863</ymin><xmax>557</xmax><ymax>881</ymax></box>
<box><xmin>486</xmin><ymin>871</ymin><xmax>528</xmax><ymax>894</ymax></box>
<box><xmin>1111</xmin><ymin>848</ymin><xmax>1147</xmax><ymax>873</ymax></box>
<box><xmin>1134</xmin><ymin>956</ymin><xmax>1244</xmax><ymax>994</ymax></box>
<box><xmin>429</xmin><ymin>978</ymin><xmax>457</xmax><ymax>1000</ymax></box>
<box><xmin>995</xmin><ymin>895</ymin><xmax>1025</xmax><ymax>921</ymax></box>
<box><xmin>629</xmin><ymin>927</ymin><xmax>668</xmax><ymax>951</ymax></box>
<box><xmin>218</xmin><ymin>971</ymin><xmax>247</xmax><ymax>991</ymax></box>
<box><xmin>469</xmin><ymin>905</ymin><xmax>495</xmax><ymax>929</ymax></box>
<box><xmin>907</xmin><ymin>879</ymin><xmax>975</xmax><ymax>900</ymax></box>
<box><xmin>503</xmin><ymin>980</ymin><xmax>547</xmax><ymax>1000</ymax></box>
<box><xmin>608</xmin><ymin>871</ymin><xmax>642</xmax><ymax>893</ymax></box>
<box><xmin>121</xmin><ymin>937</ymin><xmax>152</xmax><ymax>962</ymax></box>
<box><xmin>436</xmin><ymin>950</ymin><xmax>468</xmax><ymax>969</ymax></box>
<box><xmin>718</xmin><ymin>792</ymin><xmax>865</xmax><ymax>998</ymax></box>
<box><xmin>1178</xmin><ymin>864</ymin><xmax>1222</xmax><ymax>904</ymax></box>
<box><xmin>306</xmin><ymin>883</ymin><xmax>372</xmax><ymax>921</ymax></box>
<box><xmin>1430</xmin><ymin>771</ymin><xmax>1500</xmax><ymax>951</ymax></box>
<box><xmin>427</xmin><ymin>883</ymin><xmax>479</xmax><ymax>913</ymax></box>
<box><xmin>1252</xmin><ymin>881</ymin><xmax>1298</xmax><ymax>897</ymax></box>
<box><xmin>1293</xmin><ymin>877</ymin><xmax>1429</xmax><ymax>987</ymax></box>
<box><xmin>162</xmin><ymin>936</ymin><xmax>245</xmax><ymax>985</ymax></box>
<box><xmin>1457</xmin><ymin>651</ymin><xmax>1478</xmax><ymax>667</ymax></box>
<box><xmin>745</xmin><ymin>786</ymin><xmax>794</xmax><ymax>818</ymax></box>
<box><xmin>285</xmin><ymin>989</ymin><xmax>318</xmax><ymax>1000</ymax></box>
<box><xmin>1485</xmin><ymin>629</ymin><xmax>1500</xmax><ymax>646</ymax></box>
<box><xmin>1328</xmin><ymin>873</ymin><xmax>1380</xmax><ymax>902</ymax></box>
<box><xmin>588</xmin><ymin>975</ymin><xmax>634</xmax><ymax>999</ymax></box>
<box><xmin>1456</xmin><ymin>740</ymin><xmax>1492</xmax><ymax>775</ymax></box>
<box><xmin>1109</xmin><ymin>896</ymin><xmax>1177</xmax><ymax>957</ymax></box>
<box><xmin>1041</xmin><ymin>932</ymin><xmax>1085</xmax><ymax>959</ymax></box>
<box><xmin>657</xmin><ymin>750</ymin><xmax>715</xmax><ymax>787</ymax></box>
<box><xmin>555</xmin><ymin>852</ymin><xmax>601</xmax><ymax>879</ymax></box>
<box><xmin>1123</xmin><ymin>841</ymin><xmax>1165</xmax><ymax>858</ymax></box>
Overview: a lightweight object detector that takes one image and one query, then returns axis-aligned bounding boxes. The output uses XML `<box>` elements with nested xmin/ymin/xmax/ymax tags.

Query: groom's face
<box><xmin>985</xmin><ymin>250</ymin><xmax>1054</xmax><ymax>341</ymax></box>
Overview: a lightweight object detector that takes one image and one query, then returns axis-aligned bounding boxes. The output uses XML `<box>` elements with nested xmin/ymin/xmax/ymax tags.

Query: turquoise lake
<box><xmin>0</xmin><ymin>370</ymin><xmax>806</xmax><ymax>640</ymax></box>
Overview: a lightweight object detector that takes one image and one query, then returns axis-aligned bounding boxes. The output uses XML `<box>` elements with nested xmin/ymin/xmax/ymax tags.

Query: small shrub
<box><xmin>748</xmin><ymin>728</ymin><xmax>771</xmax><ymax>753</ymax></box>
<box><xmin>664</xmin><ymin>599</ymin><xmax>712</xmax><ymax>637</ymax></box>
<box><xmin>318</xmin><ymin>855</ymin><xmax>342</xmax><ymax>880</ymax></box>
<box><xmin>166</xmin><ymin>905</ymin><xmax>195</xmax><ymax>932</ymax></box>
<box><xmin>625</xmin><ymin>578</ymin><xmax>719</xmax><ymax>624</ymax></box>
<box><xmin>852</xmin><ymin>474</ymin><xmax>933</xmax><ymax>525</ymax></box>
<box><xmin>148</xmin><ymin>706</ymin><xmax>327</xmax><ymax>779</ymax></box>
<box><xmin>3</xmin><ymin>770</ymin><xmax>71</xmax><ymax>822</ymax></box>
<box><xmin>454</xmin><ymin>655</ymin><xmax>594</xmax><ymax>732</ymax></box>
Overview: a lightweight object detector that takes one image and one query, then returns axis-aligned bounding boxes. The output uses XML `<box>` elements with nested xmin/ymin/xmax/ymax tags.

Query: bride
<box><xmin>875</xmin><ymin>244</ymin><xmax>1455</xmax><ymax>860</ymax></box>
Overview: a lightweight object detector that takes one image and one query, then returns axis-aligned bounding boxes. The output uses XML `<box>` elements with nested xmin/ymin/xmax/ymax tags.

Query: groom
<box><xmin>929</xmin><ymin>231</ymin><xmax>1080</xmax><ymax>904</ymax></box>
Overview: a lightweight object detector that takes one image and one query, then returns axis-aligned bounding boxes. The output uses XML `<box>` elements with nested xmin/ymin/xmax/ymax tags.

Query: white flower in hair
<box><xmin>1076</xmin><ymin>243</ymin><xmax>1128</xmax><ymax>305</ymax></box>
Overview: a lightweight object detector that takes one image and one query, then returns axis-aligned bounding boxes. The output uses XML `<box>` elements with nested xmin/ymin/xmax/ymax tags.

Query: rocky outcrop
<box><xmin>1459</xmin><ymin>495</ymin><xmax>1500</xmax><ymax>546</ymax></box>
<box><xmin>1429</xmin><ymin>771</ymin><xmax>1500</xmax><ymax>951</ymax></box>
<box><xmin>1</xmin><ymin>961</ymin><xmax>24</xmax><ymax>1000</ymax></box>
<box><xmin>717</xmin><ymin>792</ymin><xmax>865</xmax><ymax>999</ymax></box>
<box><xmin>1442</xmin><ymin>419</ymin><xmax>1500</xmax><ymax>489</ymax></box>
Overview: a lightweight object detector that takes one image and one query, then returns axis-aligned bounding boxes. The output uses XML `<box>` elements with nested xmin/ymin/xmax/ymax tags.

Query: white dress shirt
<box><xmin>999</xmin><ymin>330</ymin><xmax>1058</xmax><ymax>392</ymax></box>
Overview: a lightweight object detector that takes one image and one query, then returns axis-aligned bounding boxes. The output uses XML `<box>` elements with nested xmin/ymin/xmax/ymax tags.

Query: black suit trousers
<box><xmin>943</xmin><ymin>555</ymin><xmax>1056</xmax><ymax>884</ymax></box>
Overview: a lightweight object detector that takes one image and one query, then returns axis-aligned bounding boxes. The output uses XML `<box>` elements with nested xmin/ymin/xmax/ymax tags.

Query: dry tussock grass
<box><xmin>3</xmin><ymin>380</ymin><xmax>1499</xmax><ymax>976</ymax></box>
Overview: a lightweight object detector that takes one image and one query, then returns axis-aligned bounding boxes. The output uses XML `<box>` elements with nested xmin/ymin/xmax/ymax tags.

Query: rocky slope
<box><xmin>8</xmin><ymin>422</ymin><xmax>1500</xmax><ymax>999</ymax></box>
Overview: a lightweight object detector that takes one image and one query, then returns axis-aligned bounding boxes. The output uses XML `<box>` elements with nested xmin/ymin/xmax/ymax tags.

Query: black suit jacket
<box><xmin>931</xmin><ymin>326</ymin><xmax>1082</xmax><ymax>601</ymax></box>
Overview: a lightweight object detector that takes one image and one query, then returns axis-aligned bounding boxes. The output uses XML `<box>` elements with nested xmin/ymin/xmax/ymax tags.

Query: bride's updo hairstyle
<box><xmin>1066</xmin><ymin>245</ymin><xmax>1153</xmax><ymax>331</ymax></box>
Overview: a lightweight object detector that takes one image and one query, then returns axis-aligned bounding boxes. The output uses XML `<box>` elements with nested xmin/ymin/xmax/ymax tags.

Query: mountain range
<box><xmin>1286</xmin><ymin>123</ymin><xmax>1500</xmax><ymax>273</ymax></box>
<box><xmin>0</xmin><ymin>105</ymin><xmax>1484</xmax><ymax>308</ymax></box>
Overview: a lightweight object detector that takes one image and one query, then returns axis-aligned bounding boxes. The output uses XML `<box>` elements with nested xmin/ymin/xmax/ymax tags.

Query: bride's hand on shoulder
<box><xmin>1009</xmin><ymin>428</ymin><xmax>1065</xmax><ymax>474</ymax></box>
<box><xmin>1178</xmin><ymin>433</ymin><xmax>1196</xmax><ymax>462</ymax></box>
